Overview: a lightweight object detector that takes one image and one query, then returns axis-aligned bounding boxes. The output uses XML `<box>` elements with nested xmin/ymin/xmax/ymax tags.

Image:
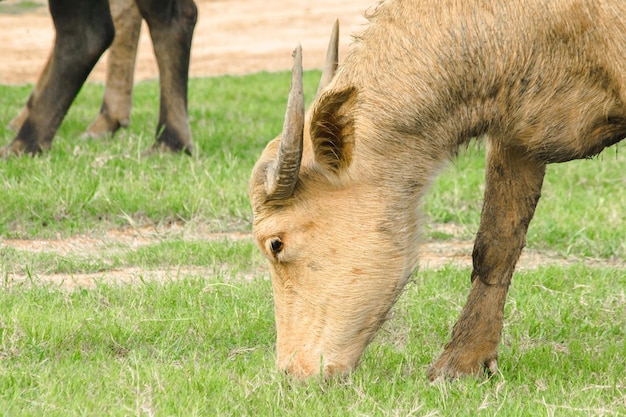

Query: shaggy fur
<box><xmin>251</xmin><ymin>0</ymin><xmax>626</xmax><ymax>380</ymax></box>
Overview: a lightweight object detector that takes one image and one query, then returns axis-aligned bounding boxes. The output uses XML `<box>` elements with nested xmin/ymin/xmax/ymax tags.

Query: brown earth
<box><xmin>0</xmin><ymin>0</ymin><xmax>623</xmax><ymax>289</ymax></box>
<box><xmin>0</xmin><ymin>0</ymin><xmax>372</xmax><ymax>84</ymax></box>
<box><xmin>4</xmin><ymin>222</ymin><xmax>621</xmax><ymax>291</ymax></box>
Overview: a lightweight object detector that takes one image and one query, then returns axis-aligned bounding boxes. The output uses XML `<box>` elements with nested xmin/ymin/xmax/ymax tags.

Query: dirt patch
<box><xmin>1</xmin><ymin>223</ymin><xmax>259</xmax><ymax>289</ymax></box>
<box><xmin>0</xmin><ymin>0</ymin><xmax>372</xmax><ymax>85</ymax></box>
<box><xmin>2</xmin><ymin>223</ymin><xmax>623</xmax><ymax>290</ymax></box>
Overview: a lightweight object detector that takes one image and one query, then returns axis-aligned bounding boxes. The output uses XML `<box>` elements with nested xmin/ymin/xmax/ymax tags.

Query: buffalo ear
<box><xmin>309</xmin><ymin>86</ymin><xmax>358</xmax><ymax>175</ymax></box>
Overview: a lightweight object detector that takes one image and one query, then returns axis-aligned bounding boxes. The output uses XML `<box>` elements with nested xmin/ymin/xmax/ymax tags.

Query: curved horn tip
<box><xmin>292</xmin><ymin>44</ymin><xmax>302</xmax><ymax>63</ymax></box>
<box><xmin>317</xmin><ymin>19</ymin><xmax>340</xmax><ymax>96</ymax></box>
<box><xmin>289</xmin><ymin>43</ymin><xmax>304</xmax><ymax>99</ymax></box>
<box><xmin>291</xmin><ymin>43</ymin><xmax>303</xmax><ymax>82</ymax></box>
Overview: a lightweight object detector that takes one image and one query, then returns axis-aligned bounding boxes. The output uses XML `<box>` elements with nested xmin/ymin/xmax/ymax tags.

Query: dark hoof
<box><xmin>0</xmin><ymin>140</ymin><xmax>44</xmax><ymax>158</ymax></box>
<box><xmin>141</xmin><ymin>141</ymin><xmax>193</xmax><ymax>157</ymax></box>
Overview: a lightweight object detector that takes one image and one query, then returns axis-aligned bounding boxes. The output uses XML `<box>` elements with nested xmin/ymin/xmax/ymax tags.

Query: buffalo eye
<box><xmin>269</xmin><ymin>237</ymin><xmax>284</xmax><ymax>255</ymax></box>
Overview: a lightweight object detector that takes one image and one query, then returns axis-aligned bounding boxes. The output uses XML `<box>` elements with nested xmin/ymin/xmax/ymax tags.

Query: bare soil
<box><xmin>3</xmin><ymin>222</ymin><xmax>621</xmax><ymax>290</ymax></box>
<box><xmin>1</xmin><ymin>1</ymin><xmax>623</xmax><ymax>289</ymax></box>
<box><xmin>0</xmin><ymin>0</ymin><xmax>372</xmax><ymax>84</ymax></box>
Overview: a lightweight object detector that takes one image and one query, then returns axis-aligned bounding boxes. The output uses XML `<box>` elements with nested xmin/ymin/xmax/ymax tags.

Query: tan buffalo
<box><xmin>250</xmin><ymin>0</ymin><xmax>626</xmax><ymax>381</ymax></box>
<box><xmin>2</xmin><ymin>0</ymin><xmax>196</xmax><ymax>157</ymax></box>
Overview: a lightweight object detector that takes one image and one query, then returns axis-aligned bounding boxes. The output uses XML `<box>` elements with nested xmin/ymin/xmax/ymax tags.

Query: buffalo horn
<box><xmin>316</xmin><ymin>19</ymin><xmax>339</xmax><ymax>96</ymax></box>
<box><xmin>265</xmin><ymin>45</ymin><xmax>305</xmax><ymax>201</ymax></box>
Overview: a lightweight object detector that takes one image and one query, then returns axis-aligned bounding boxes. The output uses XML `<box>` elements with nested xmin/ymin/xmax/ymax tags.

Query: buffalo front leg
<box><xmin>136</xmin><ymin>0</ymin><xmax>197</xmax><ymax>155</ymax></box>
<box><xmin>83</xmin><ymin>0</ymin><xmax>143</xmax><ymax>139</ymax></box>
<box><xmin>0</xmin><ymin>0</ymin><xmax>114</xmax><ymax>157</ymax></box>
<box><xmin>427</xmin><ymin>141</ymin><xmax>546</xmax><ymax>381</ymax></box>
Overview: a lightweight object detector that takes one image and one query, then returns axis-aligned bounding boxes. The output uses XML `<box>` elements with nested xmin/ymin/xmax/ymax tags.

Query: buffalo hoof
<box><xmin>81</xmin><ymin>113</ymin><xmax>126</xmax><ymax>140</ymax></box>
<box><xmin>0</xmin><ymin>139</ymin><xmax>43</xmax><ymax>158</ymax></box>
<box><xmin>155</xmin><ymin>126</ymin><xmax>193</xmax><ymax>156</ymax></box>
<box><xmin>427</xmin><ymin>347</ymin><xmax>498</xmax><ymax>381</ymax></box>
<box><xmin>142</xmin><ymin>141</ymin><xmax>193</xmax><ymax>157</ymax></box>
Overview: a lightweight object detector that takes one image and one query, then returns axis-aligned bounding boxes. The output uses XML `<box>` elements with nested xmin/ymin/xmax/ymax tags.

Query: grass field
<box><xmin>0</xmin><ymin>72</ymin><xmax>625</xmax><ymax>416</ymax></box>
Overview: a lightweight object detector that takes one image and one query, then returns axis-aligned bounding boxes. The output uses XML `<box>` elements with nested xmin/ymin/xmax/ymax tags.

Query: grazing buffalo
<box><xmin>2</xmin><ymin>0</ymin><xmax>197</xmax><ymax>157</ymax></box>
<box><xmin>250</xmin><ymin>0</ymin><xmax>626</xmax><ymax>380</ymax></box>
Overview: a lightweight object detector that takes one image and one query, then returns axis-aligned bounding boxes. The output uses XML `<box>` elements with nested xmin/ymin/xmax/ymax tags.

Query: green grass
<box><xmin>0</xmin><ymin>1</ymin><xmax>46</xmax><ymax>15</ymax></box>
<box><xmin>1</xmin><ymin>71</ymin><xmax>625</xmax><ymax>415</ymax></box>
<box><xmin>1</xmin><ymin>266</ymin><xmax>624</xmax><ymax>416</ymax></box>
<box><xmin>423</xmin><ymin>146</ymin><xmax>626</xmax><ymax>259</ymax></box>
<box><xmin>0</xmin><ymin>72</ymin><xmax>318</xmax><ymax>238</ymax></box>
<box><xmin>1</xmin><ymin>72</ymin><xmax>625</xmax><ymax>258</ymax></box>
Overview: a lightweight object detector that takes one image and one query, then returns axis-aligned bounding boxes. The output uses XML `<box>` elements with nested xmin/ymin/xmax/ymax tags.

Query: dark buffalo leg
<box><xmin>135</xmin><ymin>0</ymin><xmax>197</xmax><ymax>155</ymax></box>
<box><xmin>8</xmin><ymin>0</ymin><xmax>140</xmax><ymax>140</ymax></box>
<box><xmin>84</xmin><ymin>0</ymin><xmax>143</xmax><ymax>139</ymax></box>
<box><xmin>0</xmin><ymin>0</ymin><xmax>115</xmax><ymax>156</ymax></box>
<box><xmin>427</xmin><ymin>140</ymin><xmax>546</xmax><ymax>380</ymax></box>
